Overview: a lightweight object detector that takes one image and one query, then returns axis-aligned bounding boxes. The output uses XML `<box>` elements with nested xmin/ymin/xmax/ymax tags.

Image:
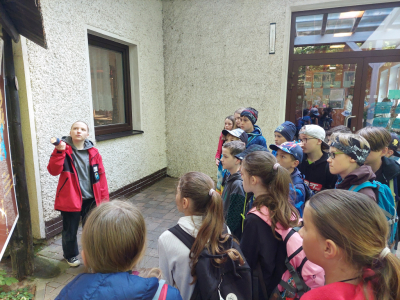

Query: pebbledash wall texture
<box><xmin>162</xmin><ymin>0</ymin><xmax>379</xmax><ymax>179</ymax></box>
<box><xmin>21</xmin><ymin>0</ymin><xmax>167</xmax><ymax>236</ymax></box>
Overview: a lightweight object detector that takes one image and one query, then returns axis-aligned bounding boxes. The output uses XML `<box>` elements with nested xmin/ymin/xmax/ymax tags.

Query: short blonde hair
<box><xmin>330</xmin><ymin>132</ymin><xmax>370</xmax><ymax>149</ymax></box>
<box><xmin>82</xmin><ymin>200</ymin><xmax>146</xmax><ymax>273</ymax></box>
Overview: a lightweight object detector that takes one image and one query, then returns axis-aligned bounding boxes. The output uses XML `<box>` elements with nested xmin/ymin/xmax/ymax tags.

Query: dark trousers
<box><xmin>61</xmin><ymin>198</ymin><xmax>95</xmax><ymax>259</ymax></box>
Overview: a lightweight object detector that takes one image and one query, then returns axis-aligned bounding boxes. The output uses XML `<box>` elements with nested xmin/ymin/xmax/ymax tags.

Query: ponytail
<box><xmin>178</xmin><ymin>172</ymin><xmax>244</xmax><ymax>284</ymax></box>
<box><xmin>309</xmin><ymin>190</ymin><xmax>400</xmax><ymax>300</ymax></box>
<box><xmin>242</xmin><ymin>151</ymin><xmax>299</xmax><ymax>237</ymax></box>
<box><xmin>366</xmin><ymin>252</ymin><xmax>400</xmax><ymax>300</ymax></box>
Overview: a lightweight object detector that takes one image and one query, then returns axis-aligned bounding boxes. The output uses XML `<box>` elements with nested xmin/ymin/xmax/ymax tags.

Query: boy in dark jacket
<box><xmin>270</xmin><ymin>142</ymin><xmax>307</xmax><ymax>215</ymax></box>
<box><xmin>47</xmin><ymin>121</ymin><xmax>109</xmax><ymax>267</ymax></box>
<box><xmin>328</xmin><ymin>133</ymin><xmax>376</xmax><ymax>201</ymax></box>
<box><xmin>240</xmin><ymin>107</ymin><xmax>267</xmax><ymax>148</ymax></box>
<box><xmin>298</xmin><ymin>125</ymin><xmax>337</xmax><ymax>192</ymax></box>
<box><xmin>221</xmin><ymin>141</ymin><xmax>246</xmax><ymax>239</ymax></box>
<box><xmin>357</xmin><ymin>126</ymin><xmax>400</xmax><ymax>251</ymax></box>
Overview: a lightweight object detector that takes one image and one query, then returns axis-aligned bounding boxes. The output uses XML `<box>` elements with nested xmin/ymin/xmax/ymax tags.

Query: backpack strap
<box><xmin>168</xmin><ymin>225</ymin><xmax>195</xmax><ymax>250</ymax></box>
<box><xmin>152</xmin><ymin>280</ymin><xmax>167</xmax><ymax>300</ymax></box>
<box><xmin>349</xmin><ymin>181</ymin><xmax>376</xmax><ymax>192</ymax></box>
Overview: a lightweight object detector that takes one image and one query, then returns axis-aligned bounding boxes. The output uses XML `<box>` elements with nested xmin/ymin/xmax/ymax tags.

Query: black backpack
<box><xmin>168</xmin><ymin>225</ymin><xmax>252</xmax><ymax>300</ymax></box>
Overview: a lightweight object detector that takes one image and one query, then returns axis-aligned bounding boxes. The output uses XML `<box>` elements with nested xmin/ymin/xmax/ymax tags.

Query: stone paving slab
<box><xmin>34</xmin><ymin>177</ymin><xmax>180</xmax><ymax>300</ymax></box>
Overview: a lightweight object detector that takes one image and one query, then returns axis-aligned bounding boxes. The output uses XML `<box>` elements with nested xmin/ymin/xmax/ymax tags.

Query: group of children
<box><xmin>53</xmin><ymin>117</ymin><xmax>400</xmax><ymax>300</ymax></box>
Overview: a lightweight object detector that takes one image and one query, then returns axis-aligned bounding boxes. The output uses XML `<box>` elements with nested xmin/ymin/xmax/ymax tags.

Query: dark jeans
<box><xmin>61</xmin><ymin>198</ymin><xmax>95</xmax><ymax>259</ymax></box>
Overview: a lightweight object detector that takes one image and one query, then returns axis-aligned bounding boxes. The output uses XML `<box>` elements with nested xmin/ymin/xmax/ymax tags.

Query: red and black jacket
<box><xmin>47</xmin><ymin>145</ymin><xmax>109</xmax><ymax>212</ymax></box>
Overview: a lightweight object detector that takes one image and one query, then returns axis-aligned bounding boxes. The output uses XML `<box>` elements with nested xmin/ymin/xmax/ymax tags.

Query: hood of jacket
<box><xmin>291</xmin><ymin>168</ymin><xmax>302</xmax><ymax>179</ymax></box>
<box><xmin>336</xmin><ymin>165</ymin><xmax>376</xmax><ymax>190</ymax></box>
<box><xmin>226</xmin><ymin>170</ymin><xmax>242</xmax><ymax>184</ymax></box>
<box><xmin>56</xmin><ymin>272</ymin><xmax>159</xmax><ymax>300</ymax></box>
<box><xmin>379</xmin><ymin>156</ymin><xmax>400</xmax><ymax>182</ymax></box>
<box><xmin>62</xmin><ymin>136</ymin><xmax>94</xmax><ymax>150</ymax></box>
<box><xmin>247</xmin><ymin>125</ymin><xmax>262</xmax><ymax>137</ymax></box>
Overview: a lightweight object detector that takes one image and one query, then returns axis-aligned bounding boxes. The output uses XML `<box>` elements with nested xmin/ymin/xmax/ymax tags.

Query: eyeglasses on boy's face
<box><xmin>299</xmin><ymin>138</ymin><xmax>316</xmax><ymax>144</ymax></box>
<box><xmin>328</xmin><ymin>151</ymin><xmax>344</xmax><ymax>159</ymax></box>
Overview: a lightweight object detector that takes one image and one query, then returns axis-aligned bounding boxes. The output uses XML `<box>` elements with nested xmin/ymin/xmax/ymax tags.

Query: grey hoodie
<box><xmin>62</xmin><ymin>136</ymin><xmax>94</xmax><ymax>200</ymax></box>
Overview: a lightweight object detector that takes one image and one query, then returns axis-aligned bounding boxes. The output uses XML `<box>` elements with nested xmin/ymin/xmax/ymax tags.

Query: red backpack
<box><xmin>249</xmin><ymin>207</ymin><xmax>324</xmax><ymax>299</ymax></box>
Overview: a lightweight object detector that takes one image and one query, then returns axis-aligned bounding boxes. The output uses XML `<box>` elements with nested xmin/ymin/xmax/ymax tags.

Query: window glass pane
<box><xmin>294</xmin><ymin>6</ymin><xmax>400</xmax><ymax>54</ymax></box>
<box><xmin>295</xmin><ymin>63</ymin><xmax>357</xmax><ymax>132</ymax></box>
<box><xmin>89</xmin><ymin>45</ymin><xmax>126</xmax><ymax>126</ymax></box>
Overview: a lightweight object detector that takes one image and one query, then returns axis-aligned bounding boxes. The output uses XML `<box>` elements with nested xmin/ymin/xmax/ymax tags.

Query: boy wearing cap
<box><xmin>328</xmin><ymin>133</ymin><xmax>376</xmax><ymax>201</ymax></box>
<box><xmin>217</xmin><ymin>128</ymin><xmax>248</xmax><ymax>194</ymax></box>
<box><xmin>298</xmin><ymin>125</ymin><xmax>337</xmax><ymax>192</ymax></box>
<box><xmin>221</xmin><ymin>141</ymin><xmax>246</xmax><ymax>239</ymax></box>
<box><xmin>240</xmin><ymin>107</ymin><xmax>267</xmax><ymax>148</ymax></box>
<box><xmin>272</xmin><ymin>121</ymin><xmax>296</xmax><ymax>156</ymax></box>
<box><xmin>270</xmin><ymin>142</ymin><xmax>307</xmax><ymax>215</ymax></box>
<box><xmin>386</xmin><ymin>133</ymin><xmax>400</xmax><ymax>164</ymax></box>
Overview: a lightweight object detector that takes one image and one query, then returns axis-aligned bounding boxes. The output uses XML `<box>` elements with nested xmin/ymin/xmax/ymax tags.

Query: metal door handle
<box><xmin>344</xmin><ymin>115</ymin><xmax>356</xmax><ymax>127</ymax></box>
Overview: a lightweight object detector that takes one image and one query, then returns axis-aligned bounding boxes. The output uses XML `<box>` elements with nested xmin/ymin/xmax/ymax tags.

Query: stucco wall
<box><xmin>162</xmin><ymin>0</ymin><xmax>378</xmax><ymax>179</ymax></box>
<box><xmin>163</xmin><ymin>0</ymin><xmax>291</xmax><ymax>179</ymax></box>
<box><xmin>25</xmin><ymin>0</ymin><xmax>166</xmax><ymax>222</ymax></box>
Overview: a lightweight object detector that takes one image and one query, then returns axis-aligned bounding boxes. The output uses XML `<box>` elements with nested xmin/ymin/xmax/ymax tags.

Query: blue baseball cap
<box><xmin>269</xmin><ymin>142</ymin><xmax>303</xmax><ymax>162</ymax></box>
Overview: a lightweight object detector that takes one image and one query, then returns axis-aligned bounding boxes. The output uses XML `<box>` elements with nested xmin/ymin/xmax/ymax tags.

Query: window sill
<box><xmin>95</xmin><ymin>130</ymin><xmax>144</xmax><ymax>142</ymax></box>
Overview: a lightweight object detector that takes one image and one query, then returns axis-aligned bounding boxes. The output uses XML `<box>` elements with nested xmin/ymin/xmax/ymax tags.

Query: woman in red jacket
<box><xmin>300</xmin><ymin>189</ymin><xmax>400</xmax><ymax>300</ymax></box>
<box><xmin>47</xmin><ymin>121</ymin><xmax>109</xmax><ymax>267</ymax></box>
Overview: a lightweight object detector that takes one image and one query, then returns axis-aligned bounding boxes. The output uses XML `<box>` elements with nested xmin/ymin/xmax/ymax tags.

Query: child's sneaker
<box><xmin>65</xmin><ymin>256</ymin><xmax>81</xmax><ymax>267</ymax></box>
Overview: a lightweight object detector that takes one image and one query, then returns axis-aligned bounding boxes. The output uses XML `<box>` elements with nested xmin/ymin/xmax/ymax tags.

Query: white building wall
<box><xmin>24</xmin><ymin>0</ymin><xmax>167</xmax><ymax>223</ymax></box>
<box><xmin>162</xmin><ymin>0</ymin><xmax>390</xmax><ymax>179</ymax></box>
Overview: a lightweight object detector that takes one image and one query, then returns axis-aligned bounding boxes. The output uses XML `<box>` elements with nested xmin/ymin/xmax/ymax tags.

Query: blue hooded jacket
<box><xmin>289</xmin><ymin>168</ymin><xmax>306</xmax><ymax>216</ymax></box>
<box><xmin>55</xmin><ymin>272</ymin><xmax>182</xmax><ymax>300</ymax></box>
<box><xmin>247</xmin><ymin>125</ymin><xmax>267</xmax><ymax>148</ymax></box>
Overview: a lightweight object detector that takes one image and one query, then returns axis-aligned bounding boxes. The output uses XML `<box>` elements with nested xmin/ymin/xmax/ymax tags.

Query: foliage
<box><xmin>0</xmin><ymin>270</ymin><xmax>17</xmax><ymax>287</ymax></box>
<box><xmin>0</xmin><ymin>270</ymin><xmax>34</xmax><ymax>300</ymax></box>
<box><xmin>0</xmin><ymin>287</ymin><xmax>34</xmax><ymax>300</ymax></box>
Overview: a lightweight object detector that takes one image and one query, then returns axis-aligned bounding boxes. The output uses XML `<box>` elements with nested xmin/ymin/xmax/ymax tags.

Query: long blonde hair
<box><xmin>178</xmin><ymin>172</ymin><xmax>244</xmax><ymax>284</ymax></box>
<box><xmin>82</xmin><ymin>200</ymin><xmax>147</xmax><ymax>273</ymax></box>
<box><xmin>309</xmin><ymin>190</ymin><xmax>400</xmax><ymax>300</ymax></box>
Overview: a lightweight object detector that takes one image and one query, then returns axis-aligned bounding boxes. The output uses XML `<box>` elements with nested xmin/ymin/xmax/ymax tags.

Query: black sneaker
<box><xmin>65</xmin><ymin>256</ymin><xmax>81</xmax><ymax>267</ymax></box>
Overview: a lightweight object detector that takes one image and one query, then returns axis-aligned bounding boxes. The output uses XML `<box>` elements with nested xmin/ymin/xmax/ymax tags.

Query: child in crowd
<box><xmin>325</xmin><ymin>125</ymin><xmax>351</xmax><ymax>143</ymax></box>
<box><xmin>234</xmin><ymin>107</ymin><xmax>245</xmax><ymax>128</ymax></box>
<box><xmin>220</xmin><ymin>141</ymin><xmax>246</xmax><ymax>240</ymax></box>
<box><xmin>56</xmin><ymin>201</ymin><xmax>182</xmax><ymax>300</ymax></box>
<box><xmin>298</xmin><ymin>125</ymin><xmax>337</xmax><ymax>192</ymax></box>
<box><xmin>357</xmin><ymin>126</ymin><xmax>400</xmax><ymax>252</ymax></box>
<box><xmin>240</xmin><ymin>107</ymin><xmax>267</xmax><ymax>148</ymax></box>
<box><xmin>47</xmin><ymin>121</ymin><xmax>109</xmax><ymax>267</ymax></box>
<box><xmin>386</xmin><ymin>132</ymin><xmax>400</xmax><ymax>163</ymax></box>
<box><xmin>297</xmin><ymin>109</ymin><xmax>311</xmax><ymax>133</ymax></box>
<box><xmin>216</xmin><ymin>115</ymin><xmax>236</xmax><ymax>194</ymax></box>
<box><xmin>300</xmin><ymin>189</ymin><xmax>400</xmax><ymax>300</ymax></box>
<box><xmin>158</xmin><ymin>172</ymin><xmax>248</xmax><ymax>300</ymax></box>
<box><xmin>223</xmin><ymin>128</ymin><xmax>248</xmax><ymax>144</ymax></box>
<box><xmin>270</xmin><ymin>142</ymin><xmax>307</xmax><ymax>215</ymax></box>
<box><xmin>240</xmin><ymin>151</ymin><xmax>300</xmax><ymax>296</ymax></box>
<box><xmin>272</xmin><ymin>121</ymin><xmax>296</xmax><ymax>156</ymax></box>
<box><xmin>328</xmin><ymin>133</ymin><xmax>376</xmax><ymax>201</ymax></box>
<box><xmin>215</xmin><ymin>115</ymin><xmax>236</xmax><ymax>166</ymax></box>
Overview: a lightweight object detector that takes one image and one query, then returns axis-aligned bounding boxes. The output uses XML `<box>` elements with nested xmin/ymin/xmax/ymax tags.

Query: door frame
<box><xmin>287</xmin><ymin>58</ymin><xmax>364</xmax><ymax>129</ymax></box>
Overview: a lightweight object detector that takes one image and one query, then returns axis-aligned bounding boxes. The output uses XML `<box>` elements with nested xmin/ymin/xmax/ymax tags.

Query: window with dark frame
<box><xmin>88</xmin><ymin>34</ymin><xmax>133</xmax><ymax>137</ymax></box>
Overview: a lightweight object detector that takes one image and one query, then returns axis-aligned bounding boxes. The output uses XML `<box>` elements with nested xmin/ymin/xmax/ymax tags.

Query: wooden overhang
<box><xmin>0</xmin><ymin>0</ymin><xmax>46</xmax><ymax>48</ymax></box>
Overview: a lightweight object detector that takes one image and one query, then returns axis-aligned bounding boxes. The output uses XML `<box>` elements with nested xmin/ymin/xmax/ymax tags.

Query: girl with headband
<box><xmin>158</xmin><ymin>171</ymin><xmax>249</xmax><ymax>299</ymax></box>
<box><xmin>300</xmin><ymin>189</ymin><xmax>400</xmax><ymax>300</ymax></box>
<box><xmin>328</xmin><ymin>133</ymin><xmax>376</xmax><ymax>201</ymax></box>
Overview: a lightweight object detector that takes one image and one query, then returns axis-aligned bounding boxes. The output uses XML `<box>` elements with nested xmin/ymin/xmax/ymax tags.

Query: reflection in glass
<box><xmin>294</xmin><ymin>6</ymin><xmax>400</xmax><ymax>54</ymax></box>
<box><xmin>364</xmin><ymin>62</ymin><xmax>400</xmax><ymax>134</ymax></box>
<box><xmin>295</xmin><ymin>64</ymin><xmax>357</xmax><ymax>131</ymax></box>
<box><xmin>89</xmin><ymin>45</ymin><xmax>126</xmax><ymax>127</ymax></box>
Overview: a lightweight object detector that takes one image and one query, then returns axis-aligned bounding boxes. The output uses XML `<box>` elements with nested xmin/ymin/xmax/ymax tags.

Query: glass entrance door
<box><xmin>359</xmin><ymin>59</ymin><xmax>400</xmax><ymax>134</ymax></box>
<box><xmin>290</xmin><ymin>59</ymin><xmax>363</xmax><ymax>134</ymax></box>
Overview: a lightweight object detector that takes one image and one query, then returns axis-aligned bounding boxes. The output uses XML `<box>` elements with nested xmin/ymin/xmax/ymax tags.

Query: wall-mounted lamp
<box><xmin>269</xmin><ymin>23</ymin><xmax>276</xmax><ymax>54</ymax></box>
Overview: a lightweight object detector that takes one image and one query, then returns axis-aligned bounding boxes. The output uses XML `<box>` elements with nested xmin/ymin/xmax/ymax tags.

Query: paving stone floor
<box><xmin>35</xmin><ymin>177</ymin><xmax>180</xmax><ymax>300</ymax></box>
